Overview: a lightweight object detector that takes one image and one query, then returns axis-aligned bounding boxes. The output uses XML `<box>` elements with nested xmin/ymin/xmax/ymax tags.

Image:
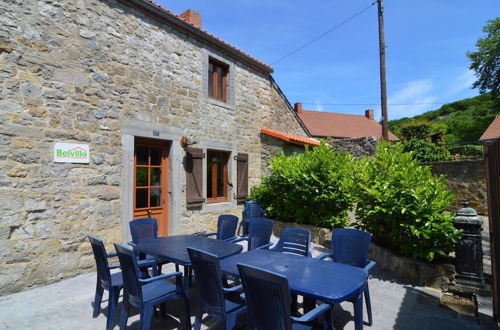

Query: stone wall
<box><xmin>0</xmin><ymin>0</ymin><xmax>308</xmax><ymax>295</ymax></box>
<box><xmin>327</xmin><ymin>136</ymin><xmax>379</xmax><ymax>159</ymax></box>
<box><xmin>260</xmin><ymin>134</ymin><xmax>306</xmax><ymax>176</ymax></box>
<box><xmin>425</xmin><ymin>160</ymin><xmax>488</xmax><ymax>214</ymax></box>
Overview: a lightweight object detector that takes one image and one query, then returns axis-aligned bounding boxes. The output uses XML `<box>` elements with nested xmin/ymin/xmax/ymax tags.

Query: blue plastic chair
<box><xmin>203</xmin><ymin>214</ymin><xmax>239</xmax><ymax>241</ymax></box>
<box><xmin>88</xmin><ymin>235</ymin><xmax>123</xmax><ymax>330</ymax></box>
<box><xmin>271</xmin><ymin>228</ymin><xmax>311</xmax><ymax>257</ymax></box>
<box><xmin>232</xmin><ymin>217</ymin><xmax>274</xmax><ymax>251</ymax></box>
<box><xmin>317</xmin><ymin>228</ymin><xmax>376</xmax><ymax>326</ymax></box>
<box><xmin>237</xmin><ymin>263</ymin><xmax>332</xmax><ymax>330</ymax></box>
<box><xmin>187</xmin><ymin>247</ymin><xmax>247</xmax><ymax>330</ymax></box>
<box><xmin>129</xmin><ymin>218</ymin><xmax>172</xmax><ymax>273</ymax></box>
<box><xmin>114</xmin><ymin>243</ymin><xmax>189</xmax><ymax>330</ymax></box>
<box><xmin>241</xmin><ymin>201</ymin><xmax>265</xmax><ymax>236</ymax></box>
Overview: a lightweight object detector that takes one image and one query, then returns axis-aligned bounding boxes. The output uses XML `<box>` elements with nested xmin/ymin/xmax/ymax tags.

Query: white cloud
<box><xmin>388</xmin><ymin>80</ymin><xmax>437</xmax><ymax>119</ymax></box>
<box><xmin>448</xmin><ymin>69</ymin><xmax>476</xmax><ymax>95</ymax></box>
<box><xmin>314</xmin><ymin>99</ymin><xmax>324</xmax><ymax>111</ymax></box>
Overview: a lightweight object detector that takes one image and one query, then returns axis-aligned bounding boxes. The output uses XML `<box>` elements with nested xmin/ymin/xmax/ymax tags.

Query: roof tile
<box><xmin>261</xmin><ymin>128</ymin><xmax>320</xmax><ymax>146</ymax></box>
<box><xmin>480</xmin><ymin>116</ymin><xmax>500</xmax><ymax>141</ymax></box>
<box><xmin>298</xmin><ymin>110</ymin><xmax>399</xmax><ymax>141</ymax></box>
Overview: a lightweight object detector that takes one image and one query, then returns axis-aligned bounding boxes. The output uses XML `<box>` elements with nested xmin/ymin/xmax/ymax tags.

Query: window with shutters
<box><xmin>208</xmin><ymin>58</ymin><xmax>228</xmax><ymax>102</ymax></box>
<box><xmin>206</xmin><ymin>150</ymin><xmax>229</xmax><ymax>203</ymax></box>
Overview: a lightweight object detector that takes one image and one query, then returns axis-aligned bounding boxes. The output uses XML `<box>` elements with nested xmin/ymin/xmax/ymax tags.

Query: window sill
<box><xmin>204</xmin><ymin>201</ymin><xmax>236</xmax><ymax>214</ymax></box>
<box><xmin>206</xmin><ymin>97</ymin><xmax>234</xmax><ymax>110</ymax></box>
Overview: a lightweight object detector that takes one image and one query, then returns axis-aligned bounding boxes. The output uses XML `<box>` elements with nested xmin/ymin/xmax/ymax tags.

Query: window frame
<box><xmin>206</xmin><ymin>149</ymin><xmax>230</xmax><ymax>204</ymax></box>
<box><xmin>208</xmin><ymin>58</ymin><xmax>229</xmax><ymax>103</ymax></box>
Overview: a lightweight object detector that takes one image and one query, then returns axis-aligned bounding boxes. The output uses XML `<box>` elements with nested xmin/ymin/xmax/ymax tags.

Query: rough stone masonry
<box><xmin>0</xmin><ymin>0</ymin><xmax>308</xmax><ymax>295</ymax></box>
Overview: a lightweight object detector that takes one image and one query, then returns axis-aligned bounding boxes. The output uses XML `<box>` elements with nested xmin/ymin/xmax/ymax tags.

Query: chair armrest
<box><xmin>106</xmin><ymin>253</ymin><xmax>118</xmax><ymax>258</ymax></box>
<box><xmin>315</xmin><ymin>253</ymin><xmax>332</xmax><ymax>260</ymax></box>
<box><xmin>223</xmin><ymin>284</ymin><xmax>243</xmax><ymax>293</ymax></box>
<box><xmin>255</xmin><ymin>242</ymin><xmax>273</xmax><ymax>250</ymax></box>
<box><xmin>230</xmin><ymin>237</ymin><xmax>248</xmax><ymax>244</ymax></box>
<box><xmin>202</xmin><ymin>232</ymin><xmax>217</xmax><ymax>238</ymax></box>
<box><xmin>364</xmin><ymin>260</ymin><xmax>376</xmax><ymax>273</ymax></box>
<box><xmin>139</xmin><ymin>271</ymin><xmax>183</xmax><ymax>284</ymax></box>
<box><xmin>128</xmin><ymin>241</ymin><xmax>136</xmax><ymax>247</ymax></box>
<box><xmin>291</xmin><ymin>303</ymin><xmax>331</xmax><ymax>323</ymax></box>
<box><xmin>223</xmin><ymin>236</ymin><xmax>238</xmax><ymax>242</ymax></box>
<box><xmin>137</xmin><ymin>259</ymin><xmax>157</xmax><ymax>268</ymax></box>
<box><xmin>107</xmin><ymin>264</ymin><xmax>120</xmax><ymax>269</ymax></box>
<box><xmin>239</xmin><ymin>293</ymin><xmax>246</xmax><ymax>301</ymax></box>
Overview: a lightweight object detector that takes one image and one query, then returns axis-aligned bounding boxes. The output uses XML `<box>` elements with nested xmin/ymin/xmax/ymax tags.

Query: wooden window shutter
<box><xmin>236</xmin><ymin>153</ymin><xmax>249</xmax><ymax>203</ymax></box>
<box><xmin>184</xmin><ymin>147</ymin><xmax>204</xmax><ymax>209</ymax></box>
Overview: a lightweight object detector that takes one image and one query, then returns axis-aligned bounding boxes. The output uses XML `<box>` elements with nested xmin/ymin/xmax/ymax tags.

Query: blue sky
<box><xmin>160</xmin><ymin>0</ymin><xmax>499</xmax><ymax>120</ymax></box>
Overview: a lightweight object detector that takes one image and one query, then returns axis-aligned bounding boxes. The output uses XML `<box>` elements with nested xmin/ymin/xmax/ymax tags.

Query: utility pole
<box><xmin>377</xmin><ymin>0</ymin><xmax>389</xmax><ymax>140</ymax></box>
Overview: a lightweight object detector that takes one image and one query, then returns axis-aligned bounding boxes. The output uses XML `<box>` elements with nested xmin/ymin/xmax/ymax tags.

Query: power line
<box><xmin>270</xmin><ymin>2</ymin><xmax>376</xmax><ymax>65</ymax></box>
<box><xmin>301</xmin><ymin>102</ymin><xmax>446</xmax><ymax>106</ymax></box>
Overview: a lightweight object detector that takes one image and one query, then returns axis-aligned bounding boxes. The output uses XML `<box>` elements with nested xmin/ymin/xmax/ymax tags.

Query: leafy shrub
<box><xmin>446</xmin><ymin>144</ymin><xmax>484</xmax><ymax>159</ymax></box>
<box><xmin>250</xmin><ymin>142</ymin><xmax>353</xmax><ymax>228</ymax></box>
<box><xmin>401</xmin><ymin>139</ymin><xmax>453</xmax><ymax>162</ymax></box>
<box><xmin>353</xmin><ymin>142</ymin><xmax>461</xmax><ymax>261</ymax></box>
<box><xmin>399</xmin><ymin>121</ymin><xmax>432</xmax><ymax>140</ymax></box>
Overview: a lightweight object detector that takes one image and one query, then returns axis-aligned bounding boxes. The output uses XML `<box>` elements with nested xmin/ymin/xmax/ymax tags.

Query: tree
<box><xmin>467</xmin><ymin>18</ymin><xmax>500</xmax><ymax>95</ymax></box>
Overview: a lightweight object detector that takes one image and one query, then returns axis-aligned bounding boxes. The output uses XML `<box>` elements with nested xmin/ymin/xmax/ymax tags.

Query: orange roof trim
<box><xmin>261</xmin><ymin>128</ymin><xmax>320</xmax><ymax>147</ymax></box>
<box><xmin>480</xmin><ymin>116</ymin><xmax>500</xmax><ymax>141</ymax></box>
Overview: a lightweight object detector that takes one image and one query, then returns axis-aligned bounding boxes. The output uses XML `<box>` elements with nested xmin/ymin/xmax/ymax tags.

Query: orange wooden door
<box><xmin>133</xmin><ymin>138</ymin><xmax>169</xmax><ymax>236</ymax></box>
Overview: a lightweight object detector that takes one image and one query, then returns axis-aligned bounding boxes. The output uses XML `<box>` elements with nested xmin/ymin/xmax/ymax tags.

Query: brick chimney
<box><xmin>294</xmin><ymin>102</ymin><xmax>303</xmax><ymax>114</ymax></box>
<box><xmin>180</xmin><ymin>9</ymin><xmax>201</xmax><ymax>28</ymax></box>
<box><xmin>365</xmin><ymin>109</ymin><xmax>374</xmax><ymax>120</ymax></box>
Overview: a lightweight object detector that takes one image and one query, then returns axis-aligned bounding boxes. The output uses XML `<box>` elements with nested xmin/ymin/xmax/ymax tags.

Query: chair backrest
<box><xmin>247</xmin><ymin>217</ymin><xmax>274</xmax><ymax>250</ymax></box>
<box><xmin>129</xmin><ymin>218</ymin><xmax>158</xmax><ymax>244</ymax></box>
<box><xmin>216</xmin><ymin>214</ymin><xmax>239</xmax><ymax>240</ymax></box>
<box><xmin>114</xmin><ymin>243</ymin><xmax>142</xmax><ymax>306</ymax></box>
<box><xmin>88</xmin><ymin>235</ymin><xmax>112</xmax><ymax>288</ymax></box>
<box><xmin>237</xmin><ymin>263</ymin><xmax>292</xmax><ymax>330</ymax></box>
<box><xmin>242</xmin><ymin>201</ymin><xmax>265</xmax><ymax>220</ymax></box>
<box><xmin>187</xmin><ymin>248</ymin><xmax>226</xmax><ymax>317</ymax></box>
<box><xmin>331</xmin><ymin>228</ymin><xmax>372</xmax><ymax>268</ymax></box>
<box><xmin>273</xmin><ymin>228</ymin><xmax>311</xmax><ymax>257</ymax></box>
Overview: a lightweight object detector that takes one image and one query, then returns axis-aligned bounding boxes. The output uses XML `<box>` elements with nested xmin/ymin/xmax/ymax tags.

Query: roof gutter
<box><xmin>121</xmin><ymin>0</ymin><xmax>273</xmax><ymax>74</ymax></box>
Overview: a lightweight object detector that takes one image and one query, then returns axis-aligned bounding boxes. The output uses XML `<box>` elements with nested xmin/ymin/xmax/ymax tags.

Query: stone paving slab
<box><xmin>0</xmin><ymin>238</ymin><xmax>498</xmax><ymax>329</ymax></box>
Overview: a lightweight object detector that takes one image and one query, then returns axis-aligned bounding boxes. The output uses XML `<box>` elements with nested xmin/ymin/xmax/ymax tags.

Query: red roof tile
<box><xmin>298</xmin><ymin>110</ymin><xmax>399</xmax><ymax>141</ymax></box>
<box><xmin>480</xmin><ymin>116</ymin><xmax>500</xmax><ymax>141</ymax></box>
<box><xmin>261</xmin><ymin>128</ymin><xmax>320</xmax><ymax>147</ymax></box>
<box><xmin>139</xmin><ymin>0</ymin><xmax>273</xmax><ymax>72</ymax></box>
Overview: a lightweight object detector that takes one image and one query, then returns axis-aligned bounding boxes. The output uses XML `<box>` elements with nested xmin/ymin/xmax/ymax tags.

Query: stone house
<box><xmin>0</xmin><ymin>0</ymin><xmax>316</xmax><ymax>294</ymax></box>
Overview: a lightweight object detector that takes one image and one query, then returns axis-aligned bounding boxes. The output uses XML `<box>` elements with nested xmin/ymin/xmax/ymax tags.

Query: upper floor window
<box><xmin>208</xmin><ymin>58</ymin><xmax>228</xmax><ymax>102</ymax></box>
<box><xmin>206</xmin><ymin>150</ymin><xmax>229</xmax><ymax>203</ymax></box>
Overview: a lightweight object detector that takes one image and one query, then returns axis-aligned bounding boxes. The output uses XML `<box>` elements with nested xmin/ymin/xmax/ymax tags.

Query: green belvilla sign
<box><xmin>53</xmin><ymin>142</ymin><xmax>90</xmax><ymax>163</ymax></box>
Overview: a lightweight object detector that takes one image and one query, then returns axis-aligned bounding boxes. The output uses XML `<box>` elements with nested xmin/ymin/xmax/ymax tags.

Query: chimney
<box><xmin>180</xmin><ymin>9</ymin><xmax>202</xmax><ymax>28</ymax></box>
<box><xmin>294</xmin><ymin>102</ymin><xmax>303</xmax><ymax>114</ymax></box>
<box><xmin>365</xmin><ymin>109</ymin><xmax>374</xmax><ymax>120</ymax></box>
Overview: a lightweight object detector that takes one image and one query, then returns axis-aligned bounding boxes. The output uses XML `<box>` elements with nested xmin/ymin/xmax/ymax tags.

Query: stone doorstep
<box><xmin>440</xmin><ymin>292</ymin><xmax>478</xmax><ymax>318</ymax></box>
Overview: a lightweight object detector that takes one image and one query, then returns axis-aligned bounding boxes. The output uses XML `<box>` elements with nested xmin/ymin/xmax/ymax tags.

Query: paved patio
<box><xmin>0</xmin><ymin>239</ymin><xmax>497</xmax><ymax>330</ymax></box>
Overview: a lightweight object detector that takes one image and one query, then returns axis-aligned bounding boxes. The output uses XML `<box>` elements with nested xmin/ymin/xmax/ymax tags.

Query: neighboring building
<box><xmin>293</xmin><ymin>102</ymin><xmax>399</xmax><ymax>141</ymax></box>
<box><xmin>480</xmin><ymin>116</ymin><xmax>500</xmax><ymax>142</ymax></box>
<box><xmin>0</xmin><ymin>0</ymin><xmax>310</xmax><ymax>294</ymax></box>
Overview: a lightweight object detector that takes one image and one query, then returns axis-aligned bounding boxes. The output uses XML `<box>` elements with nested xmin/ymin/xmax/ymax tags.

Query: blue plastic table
<box><xmin>134</xmin><ymin>235</ymin><xmax>243</xmax><ymax>293</ymax></box>
<box><xmin>219</xmin><ymin>249</ymin><xmax>368</xmax><ymax>330</ymax></box>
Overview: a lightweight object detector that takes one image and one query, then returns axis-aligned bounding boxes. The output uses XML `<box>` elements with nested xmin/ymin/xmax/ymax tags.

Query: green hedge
<box><xmin>352</xmin><ymin>143</ymin><xmax>461</xmax><ymax>261</ymax></box>
<box><xmin>250</xmin><ymin>142</ymin><xmax>353</xmax><ymax>228</ymax></box>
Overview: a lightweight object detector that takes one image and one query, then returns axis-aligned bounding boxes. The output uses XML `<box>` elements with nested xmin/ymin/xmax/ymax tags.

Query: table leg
<box><xmin>354</xmin><ymin>292</ymin><xmax>364</xmax><ymax>330</ymax></box>
<box><xmin>183</xmin><ymin>265</ymin><xmax>191</xmax><ymax>298</ymax></box>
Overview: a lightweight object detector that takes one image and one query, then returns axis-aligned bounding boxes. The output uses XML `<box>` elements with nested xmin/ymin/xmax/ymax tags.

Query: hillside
<box><xmin>388</xmin><ymin>93</ymin><xmax>500</xmax><ymax>142</ymax></box>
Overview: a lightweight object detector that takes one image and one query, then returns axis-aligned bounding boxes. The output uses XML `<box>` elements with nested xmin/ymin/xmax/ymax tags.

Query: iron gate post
<box><xmin>454</xmin><ymin>201</ymin><xmax>485</xmax><ymax>288</ymax></box>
